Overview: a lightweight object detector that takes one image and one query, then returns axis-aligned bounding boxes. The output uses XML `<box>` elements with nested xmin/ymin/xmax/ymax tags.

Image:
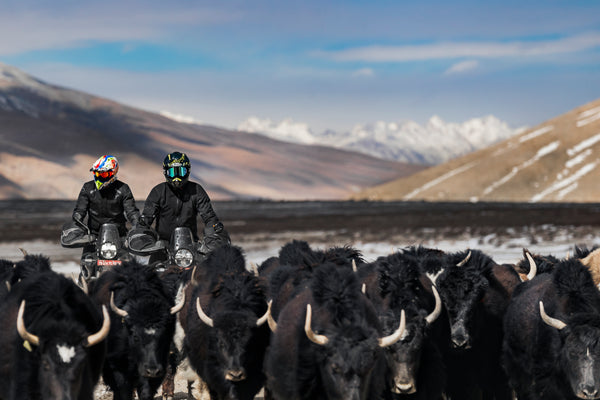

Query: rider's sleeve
<box><xmin>72</xmin><ymin>184</ymin><xmax>89</xmax><ymax>223</ymax></box>
<box><xmin>122</xmin><ymin>184</ymin><xmax>140</xmax><ymax>227</ymax></box>
<box><xmin>139</xmin><ymin>185</ymin><xmax>160</xmax><ymax>228</ymax></box>
<box><xmin>195</xmin><ymin>184</ymin><xmax>219</xmax><ymax>227</ymax></box>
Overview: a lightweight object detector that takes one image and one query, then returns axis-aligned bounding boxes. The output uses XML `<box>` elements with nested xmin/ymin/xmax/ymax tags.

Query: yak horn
<box><xmin>256</xmin><ymin>302</ymin><xmax>270</xmax><ymax>326</ymax></box>
<box><xmin>456</xmin><ymin>251</ymin><xmax>471</xmax><ymax>267</ymax></box>
<box><xmin>5</xmin><ymin>281</ymin><xmax>10</xmax><ymax>292</ymax></box>
<box><xmin>250</xmin><ymin>262</ymin><xmax>259</xmax><ymax>276</ymax></box>
<box><xmin>525</xmin><ymin>251</ymin><xmax>537</xmax><ymax>281</ymax></box>
<box><xmin>72</xmin><ymin>273</ymin><xmax>88</xmax><ymax>294</ymax></box>
<box><xmin>17</xmin><ymin>300</ymin><xmax>39</xmax><ymax>346</ymax></box>
<box><xmin>170</xmin><ymin>285</ymin><xmax>186</xmax><ymax>314</ymax></box>
<box><xmin>305</xmin><ymin>304</ymin><xmax>328</xmax><ymax>346</ymax></box>
<box><xmin>352</xmin><ymin>259</ymin><xmax>357</xmax><ymax>272</ymax></box>
<box><xmin>86</xmin><ymin>305</ymin><xmax>111</xmax><ymax>347</ymax></box>
<box><xmin>196</xmin><ymin>297</ymin><xmax>214</xmax><ymax>327</ymax></box>
<box><xmin>18</xmin><ymin>248</ymin><xmax>28</xmax><ymax>257</ymax></box>
<box><xmin>361</xmin><ymin>283</ymin><xmax>366</xmax><ymax>294</ymax></box>
<box><xmin>110</xmin><ymin>292</ymin><xmax>129</xmax><ymax>317</ymax></box>
<box><xmin>379</xmin><ymin>309</ymin><xmax>406</xmax><ymax>348</ymax></box>
<box><xmin>425</xmin><ymin>286</ymin><xmax>442</xmax><ymax>325</ymax></box>
<box><xmin>190</xmin><ymin>265</ymin><xmax>199</xmax><ymax>287</ymax></box>
<box><xmin>539</xmin><ymin>301</ymin><xmax>566</xmax><ymax>330</ymax></box>
<box><xmin>266</xmin><ymin>300</ymin><xmax>278</xmax><ymax>332</ymax></box>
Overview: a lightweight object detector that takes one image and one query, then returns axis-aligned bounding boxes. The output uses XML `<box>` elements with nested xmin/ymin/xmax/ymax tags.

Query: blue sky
<box><xmin>1</xmin><ymin>0</ymin><xmax>600</xmax><ymax>133</ymax></box>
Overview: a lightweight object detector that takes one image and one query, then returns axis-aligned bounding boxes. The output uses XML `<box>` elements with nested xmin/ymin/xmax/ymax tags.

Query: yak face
<box><xmin>121</xmin><ymin>299</ymin><xmax>175</xmax><ymax>379</ymax></box>
<box><xmin>561</xmin><ymin>324</ymin><xmax>600</xmax><ymax>399</ymax></box>
<box><xmin>315</xmin><ymin>326</ymin><xmax>381</xmax><ymax>400</ymax></box>
<box><xmin>211</xmin><ymin>312</ymin><xmax>258</xmax><ymax>382</ymax></box>
<box><xmin>436</xmin><ymin>267</ymin><xmax>488</xmax><ymax>349</ymax></box>
<box><xmin>382</xmin><ymin>314</ymin><xmax>425</xmax><ymax>394</ymax></box>
<box><xmin>36</xmin><ymin>339</ymin><xmax>88</xmax><ymax>399</ymax></box>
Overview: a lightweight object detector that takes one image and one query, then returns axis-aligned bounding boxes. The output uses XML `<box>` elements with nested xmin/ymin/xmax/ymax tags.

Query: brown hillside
<box><xmin>0</xmin><ymin>63</ymin><xmax>423</xmax><ymax>201</ymax></box>
<box><xmin>353</xmin><ymin>98</ymin><xmax>600</xmax><ymax>203</ymax></box>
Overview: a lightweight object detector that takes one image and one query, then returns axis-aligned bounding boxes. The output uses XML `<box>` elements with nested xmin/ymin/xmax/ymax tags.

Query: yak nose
<box><xmin>451</xmin><ymin>335</ymin><xmax>469</xmax><ymax>349</ymax></box>
<box><xmin>225</xmin><ymin>369</ymin><xmax>246</xmax><ymax>381</ymax></box>
<box><xmin>580</xmin><ymin>385</ymin><xmax>599</xmax><ymax>399</ymax></box>
<box><xmin>143</xmin><ymin>365</ymin><xmax>163</xmax><ymax>378</ymax></box>
<box><xmin>394</xmin><ymin>383</ymin><xmax>416</xmax><ymax>394</ymax></box>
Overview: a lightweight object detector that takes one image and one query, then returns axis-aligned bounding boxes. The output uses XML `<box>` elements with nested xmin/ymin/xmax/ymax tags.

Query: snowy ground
<box><xmin>2</xmin><ymin>224</ymin><xmax>599</xmax><ymax>274</ymax></box>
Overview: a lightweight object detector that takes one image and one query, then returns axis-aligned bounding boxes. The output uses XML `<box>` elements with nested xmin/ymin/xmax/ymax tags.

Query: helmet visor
<box><xmin>166</xmin><ymin>166</ymin><xmax>188</xmax><ymax>178</ymax></box>
<box><xmin>94</xmin><ymin>170</ymin><xmax>115</xmax><ymax>180</ymax></box>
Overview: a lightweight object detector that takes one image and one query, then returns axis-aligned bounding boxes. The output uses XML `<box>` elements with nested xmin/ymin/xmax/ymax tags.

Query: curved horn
<box><xmin>17</xmin><ymin>300</ymin><xmax>39</xmax><ymax>346</ymax></box>
<box><xmin>525</xmin><ymin>250</ymin><xmax>537</xmax><ymax>281</ymax></box>
<box><xmin>18</xmin><ymin>248</ymin><xmax>28</xmax><ymax>257</ymax></box>
<box><xmin>170</xmin><ymin>286</ymin><xmax>186</xmax><ymax>314</ymax></box>
<box><xmin>266</xmin><ymin>300</ymin><xmax>278</xmax><ymax>332</ymax></box>
<box><xmin>305</xmin><ymin>304</ymin><xmax>328</xmax><ymax>346</ymax></box>
<box><xmin>256</xmin><ymin>302</ymin><xmax>270</xmax><ymax>326</ymax></box>
<box><xmin>110</xmin><ymin>292</ymin><xmax>128</xmax><ymax>317</ymax></box>
<box><xmin>425</xmin><ymin>286</ymin><xmax>442</xmax><ymax>325</ymax></box>
<box><xmin>5</xmin><ymin>281</ymin><xmax>10</xmax><ymax>292</ymax></box>
<box><xmin>379</xmin><ymin>309</ymin><xmax>406</xmax><ymax>348</ymax></box>
<box><xmin>361</xmin><ymin>283</ymin><xmax>366</xmax><ymax>294</ymax></box>
<box><xmin>352</xmin><ymin>259</ymin><xmax>357</xmax><ymax>272</ymax></box>
<box><xmin>72</xmin><ymin>273</ymin><xmax>88</xmax><ymax>294</ymax></box>
<box><xmin>86</xmin><ymin>305</ymin><xmax>111</xmax><ymax>347</ymax></box>
<box><xmin>539</xmin><ymin>301</ymin><xmax>566</xmax><ymax>330</ymax></box>
<box><xmin>456</xmin><ymin>251</ymin><xmax>471</xmax><ymax>267</ymax></box>
<box><xmin>250</xmin><ymin>262</ymin><xmax>259</xmax><ymax>276</ymax></box>
<box><xmin>196</xmin><ymin>297</ymin><xmax>214</xmax><ymax>327</ymax></box>
<box><xmin>190</xmin><ymin>265</ymin><xmax>199</xmax><ymax>287</ymax></box>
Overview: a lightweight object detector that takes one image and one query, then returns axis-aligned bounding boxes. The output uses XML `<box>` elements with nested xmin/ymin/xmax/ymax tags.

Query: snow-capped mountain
<box><xmin>238</xmin><ymin>115</ymin><xmax>523</xmax><ymax>165</ymax></box>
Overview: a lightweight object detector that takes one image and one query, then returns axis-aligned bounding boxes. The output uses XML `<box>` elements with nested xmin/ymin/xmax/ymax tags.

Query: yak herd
<box><xmin>2</xmin><ymin>240</ymin><xmax>600</xmax><ymax>400</ymax></box>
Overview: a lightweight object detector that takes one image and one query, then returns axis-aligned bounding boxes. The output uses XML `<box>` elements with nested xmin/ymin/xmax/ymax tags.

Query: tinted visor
<box><xmin>94</xmin><ymin>170</ymin><xmax>115</xmax><ymax>180</ymax></box>
<box><xmin>166</xmin><ymin>166</ymin><xmax>188</xmax><ymax>178</ymax></box>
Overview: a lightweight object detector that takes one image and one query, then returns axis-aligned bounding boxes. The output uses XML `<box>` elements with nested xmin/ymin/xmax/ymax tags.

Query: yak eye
<box><xmin>42</xmin><ymin>360</ymin><xmax>50</xmax><ymax>371</ymax></box>
<box><xmin>331</xmin><ymin>364</ymin><xmax>341</xmax><ymax>374</ymax></box>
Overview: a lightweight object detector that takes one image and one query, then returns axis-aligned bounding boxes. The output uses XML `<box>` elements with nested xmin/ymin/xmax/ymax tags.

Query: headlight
<box><xmin>100</xmin><ymin>242</ymin><xmax>118</xmax><ymax>259</ymax></box>
<box><xmin>174</xmin><ymin>249</ymin><xmax>193</xmax><ymax>268</ymax></box>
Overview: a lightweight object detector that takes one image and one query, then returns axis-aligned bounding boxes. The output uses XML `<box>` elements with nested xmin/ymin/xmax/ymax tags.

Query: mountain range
<box><xmin>0</xmin><ymin>62</ymin><xmax>421</xmax><ymax>201</ymax></box>
<box><xmin>237</xmin><ymin>114</ymin><xmax>521</xmax><ymax>165</ymax></box>
<box><xmin>353</xmin><ymin>98</ymin><xmax>600</xmax><ymax>203</ymax></box>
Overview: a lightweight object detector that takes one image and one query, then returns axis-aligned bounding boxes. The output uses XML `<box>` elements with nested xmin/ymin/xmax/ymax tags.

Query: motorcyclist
<box><xmin>71</xmin><ymin>155</ymin><xmax>140</xmax><ymax>276</ymax></box>
<box><xmin>139</xmin><ymin>151</ymin><xmax>230</xmax><ymax>262</ymax></box>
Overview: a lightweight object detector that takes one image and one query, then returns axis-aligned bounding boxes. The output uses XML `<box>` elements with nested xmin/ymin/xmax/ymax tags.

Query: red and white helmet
<box><xmin>90</xmin><ymin>155</ymin><xmax>119</xmax><ymax>190</ymax></box>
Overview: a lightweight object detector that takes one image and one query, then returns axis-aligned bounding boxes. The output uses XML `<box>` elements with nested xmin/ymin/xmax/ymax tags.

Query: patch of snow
<box><xmin>531</xmin><ymin>162</ymin><xmax>597</xmax><ymax>202</ymax></box>
<box><xmin>577</xmin><ymin>106</ymin><xmax>600</xmax><ymax>127</ymax></box>
<box><xmin>567</xmin><ymin>133</ymin><xmax>600</xmax><ymax>156</ymax></box>
<box><xmin>159</xmin><ymin>111</ymin><xmax>203</xmax><ymax>125</ymax></box>
<box><xmin>404</xmin><ymin>161</ymin><xmax>478</xmax><ymax>200</ymax></box>
<box><xmin>518</xmin><ymin>126</ymin><xmax>554</xmax><ymax>143</ymax></box>
<box><xmin>483</xmin><ymin>141</ymin><xmax>560</xmax><ymax>196</ymax></box>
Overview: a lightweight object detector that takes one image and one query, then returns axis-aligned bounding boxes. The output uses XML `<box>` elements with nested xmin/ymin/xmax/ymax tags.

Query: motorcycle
<box><xmin>127</xmin><ymin>226</ymin><xmax>202</xmax><ymax>272</ymax></box>
<box><xmin>61</xmin><ymin>220</ymin><xmax>132</xmax><ymax>283</ymax></box>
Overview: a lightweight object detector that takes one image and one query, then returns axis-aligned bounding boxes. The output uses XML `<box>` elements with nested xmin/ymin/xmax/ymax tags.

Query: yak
<box><xmin>423</xmin><ymin>248</ymin><xmax>520</xmax><ymax>400</ymax></box>
<box><xmin>358</xmin><ymin>249</ymin><xmax>448</xmax><ymax>399</ymax></box>
<box><xmin>503</xmin><ymin>257</ymin><xmax>600</xmax><ymax>399</ymax></box>
<box><xmin>0</xmin><ymin>269</ymin><xmax>109</xmax><ymax>399</ymax></box>
<box><xmin>182</xmin><ymin>244</ymin><xmax>270</xmax><ymax>400</ymax></box>
<box><xmin>88</xmin><ymin>260</ymin><xmax>182</xmax><ymax>400</ymax></box>
<box><xmin>265</xmin><ymin>263</ymin><xmax>403</xmax><ymax>400</ymax></box>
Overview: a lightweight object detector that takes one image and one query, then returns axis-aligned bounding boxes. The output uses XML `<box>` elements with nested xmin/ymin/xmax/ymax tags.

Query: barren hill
<box><xmin>353</xmin><ymin>98</ymin><xmax>600</xmax><ymax>203</ymax></box>
<box><xmin>0</xmin><ymin>63</ymin><xmax>422</xmax><ymax>201</ymax></box>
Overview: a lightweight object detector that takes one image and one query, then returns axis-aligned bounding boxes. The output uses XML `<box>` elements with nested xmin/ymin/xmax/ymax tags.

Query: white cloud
<box><xmin>352</xmin><ymin>68</ymin><xmax>374</xmax><ymax>77</ymax></box>
<box><xmin>318</xmin><ymin>32</ymin><xmax>600</xmax><ymax>62</ymax></box>
<box><xmin>445</xmin><ymin>60</ymin><xmax>479</xmax><ymax>75</ymax></box>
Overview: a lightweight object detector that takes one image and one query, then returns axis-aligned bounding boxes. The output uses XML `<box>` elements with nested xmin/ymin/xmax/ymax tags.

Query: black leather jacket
<box><xmin>72</xmin><ymin>180</ymin><xmax>140</xmax><ymax>236</ymax></box>
<box><xmin>140</xmin><ymin>181</ymin><xmax>222</xmax><ymax>241</ymax></box>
